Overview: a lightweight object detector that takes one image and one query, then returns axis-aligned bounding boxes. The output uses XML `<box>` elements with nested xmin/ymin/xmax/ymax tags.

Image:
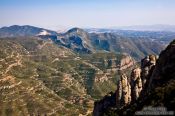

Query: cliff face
<box><xmin>119</xmin><ymin>55</ymin><xmax>135</xmax><ymax>70</ymax></box>
<box><xmin>93</xmin><ymin>40</ymin><xmax>175</xmax><ymax>116</ymax></box>
<box><xmin>93</xmin><ymin>59</ymin><xmax>152</xmax><ymax>116</ymax></box>
<box><xmin>116</xmin><ymin>55</ymin><xmax>157</xmax><ymax>105</ymax></box>
<box><xmin>141</xmin><ymin>55</ymin><xmax>157</xmax><ymax>94</ymax></box>
<box><xmin>149</xmin><ymin>41</ymin><xmax>175</xmax><ymax>89</ymax></box>
<box><xmin>94</xmin><ymin>55</ymin><xmax>135</xmax><ymax>83</ymax></box>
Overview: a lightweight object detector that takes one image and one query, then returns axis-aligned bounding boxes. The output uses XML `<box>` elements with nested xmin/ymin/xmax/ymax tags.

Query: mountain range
<box><xmin>1</xmin><ymin>25</ymin><xmax>175</xmax><ymax>60</ymax></box>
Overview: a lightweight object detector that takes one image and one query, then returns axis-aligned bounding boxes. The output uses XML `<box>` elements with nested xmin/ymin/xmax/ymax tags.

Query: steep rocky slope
<box><xmin>57</xmin><ymin>28</ymin><xmax>94</xmax><ymax>54</ymax></box>
<box><xmin>57</xmin><ymin>29</ymin><xmax>165</xmax><ymax>59</ymax></box>
<box><xmin>93</xmin><ymin>40</ymin><xmax>175</xmax><ymax>116</ymax></box>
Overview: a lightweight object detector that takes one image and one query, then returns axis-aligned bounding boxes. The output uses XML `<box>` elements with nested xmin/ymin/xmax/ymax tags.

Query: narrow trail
<box><xmin>38</xmin><ymin>41</ymin><xmax>52</xmax><ymax>49</ymax></box>
<box><xmin>82</xmin><ymin>61</ymin><xmax>102</xmax><ymax>71</ymax></box>
<box><xmin>4</xmin><ymin>53</ymin><xmax>22</xmax><ymax>75</ymax></box>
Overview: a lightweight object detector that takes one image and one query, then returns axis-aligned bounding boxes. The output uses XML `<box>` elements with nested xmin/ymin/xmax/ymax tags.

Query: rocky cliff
<box><xmin>94</xmin><ymin>54</ymin><xmax>135</xmax><ymax>83</ymax></box>
<box><xmin>119</xmin><ymin>55</ymin><xmax>135</xmax><ymax>71</ymax></box>
<box><xmin>93</xmin><ymin>40</ymin><xmax>175</xmax><ymax>116</ymax></box>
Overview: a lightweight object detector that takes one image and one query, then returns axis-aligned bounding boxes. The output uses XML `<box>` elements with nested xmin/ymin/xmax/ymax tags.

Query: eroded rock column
<box><xmin>130</xmin><ymin>68</ymin><xmax>142</xmax><ymax>101</ymax></box>
<box><xmin>116</xmin><ymin>74</ymin><xmax>131</xmax><ymax>108</ymax></box>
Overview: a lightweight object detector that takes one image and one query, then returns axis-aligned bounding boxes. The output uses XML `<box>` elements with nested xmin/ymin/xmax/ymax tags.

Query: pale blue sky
<box><xmin>0</xmin><ymin>0</ymin><xmax>175</xmax><ymax>30</ymax></box>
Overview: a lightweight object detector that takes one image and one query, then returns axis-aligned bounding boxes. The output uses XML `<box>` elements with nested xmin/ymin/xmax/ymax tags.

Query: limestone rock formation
<box><xmin>118</xmin><ymin>40</ymin><xmax>175</xmax><ymax>115</ymax></box>
<box><xmin>119</xmin><ymin>55</ymin><xmax>135</xmax><ymax>70</ymax></box>
<box><xmin>116</xmin><ymin>74</ymin><xmax>131</xmax><ymax>108</ymax></box>
<box><xmin>105</xmin><ymin>58</ymin><xmax>118</xmax><ymax>73</ymax></box>
<box><xmin>141</xmin><ymin>55</ymin><xmax>157</xmax><ymax>93</ymax></box>
<box><xmin>93</xmin><ymin>40</ymin><xmax>175</xmax><ymax>116</ymax></box>
<box><xmin>93</xmin><ymin>55</ymin><xmax>158</xmax><ymax>116</ymax></box>
<box><xmin>116</xmin><ymin>55</ymin><xmax>157</xmax><ymax>105</ymax></box>
<box><xmin>94</xmin><ymin>74</ymin><xmax>108</xmax><ymax>82</ymax></box>
<box><xmin>130</xmin><ymin>68</ymin><xmax>142</xmax><ymax>101</ymax></box>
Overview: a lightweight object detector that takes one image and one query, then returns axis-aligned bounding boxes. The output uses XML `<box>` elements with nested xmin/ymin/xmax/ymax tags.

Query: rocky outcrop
<box><xmin>58</xmin><ymin>28</ymin><xmax>93</xmax><ymax>54</ymax></box>
<box><xmin>93</xmin><ymin>40</ymin><xmax>175</xmax><ymax>116</ymax></box>
<box><xmin>119</xmin><ymin>55</ymin><xmax>135</xmax><ymax>70</ymax></box>
<box><xmin>95</xmin><ymin>74</ymin><xmax>108</xmax><ymax>83</ymax></box>
<box><xmin>116</xmin><ymin>55</ymin><xmax>157</xmax><ymax>105</ymax></box>
<box><xmin>118</xmin><ymin>40</ymin><xmax>175</xmax><ymax>115</ymax></box>
<box><xmin>105</xmin><ymin>58</ymin><xmax>118</xmax><ymax>73</ymax></box>
<box><xmin>116</xmin><ymin>74</ymin><xmax>131</xmax><ymax>108</ymax></box>
<box><xmin>149</xmin><ymin>40</ymin><xmax>175</xmax><ymax>89</ymax></box>
<box><xmin>141</xmin><ymin>55</ymin><xmax>157</xmax><ymax>93</ymax></box>
<box><xmin>95</xmin><ymin>55</ymin><xmax>135</xmax><ymax>83</ymax></box>
<box><xmin>117</xmin><ymin>67</ymin><xmax>143</xmax><ymax>104</ymax></box>
<box><xmin>93</xmin><ymin>55</ymin><xmax>159</xmax><ymax>115</ymax></box>
<box><xmin>130</xmin><ymin>68</ymin><xmax>142</xmax><ymax>101</ymax></box>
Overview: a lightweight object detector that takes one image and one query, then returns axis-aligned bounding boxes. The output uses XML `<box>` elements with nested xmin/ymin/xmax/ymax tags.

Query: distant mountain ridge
<box><xmin>0</xmin><ymin>25</ymin><xmax>57</xmax><ymax>37</ymax></box>
<box><xmin>1</xmin><ymin>25</ymin><xmax>174</xmax><ymax>60</ymax></box>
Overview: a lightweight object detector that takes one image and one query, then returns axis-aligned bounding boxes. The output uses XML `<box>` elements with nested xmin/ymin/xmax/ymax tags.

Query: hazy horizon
<box><xmin>1</xmin><ymin>0</ymin><xmax>175</xmax><ymax>30</ymax></box>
